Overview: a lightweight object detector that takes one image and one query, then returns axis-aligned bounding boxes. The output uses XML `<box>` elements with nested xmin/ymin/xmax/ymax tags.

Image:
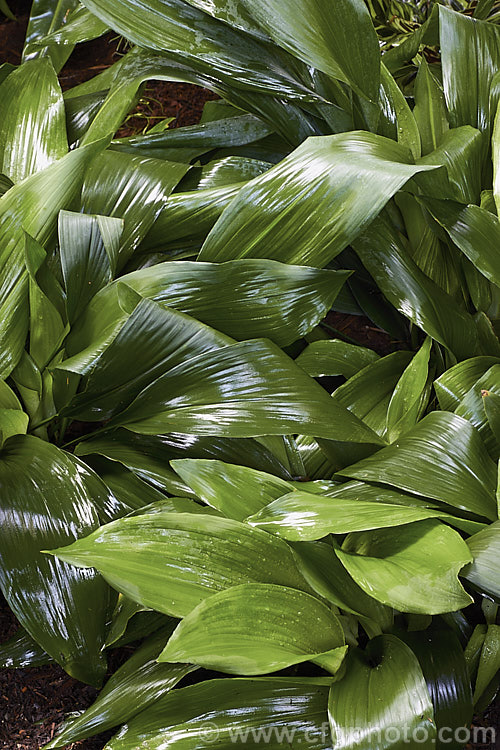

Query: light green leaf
<box><xmin>463</xmin><ymin>521</ymin><xmax>500</xmax><ymax>601</ymax></box>
<box><xmin>0</xmin><ymin>408</ymin><xmax>28</xmax><ymax>442</ymax></box>
<box><xmin>328</xmin><ymin>635</ymin><xmax>435</xmax><ymax>750</ymax></box>
<box><xmin>0</xmin><ymin>435</ymin><xmax>112</xmax><ymax>685</ymax></box>
<box><xmin>380</xmin><ymin>63</ymin><xmax>420</xmax><ymax>159</ymax></box>
<box><xmin>336</xmin><ymin>520</ymin><xmax>473</xmax><ymax>614</ymax></box>
<box><xmin>0</xmin><ymin>57</ymin><xmax>68</xmax><ymax>183</ymax></box>
<box><xmin>160</xmin><ymin>583</ymin><xmax>346</xmax><ymax>675</ymax></box>
<box><xmin>341</xmin><ymin>411</ymin><xmax>497</xmax><ymax>520</ymax></box>
<box><xmin>473</xmin><ymin>624</ymin><xmax>500</xmax><ymax>704</ymax></box>
<box><xmin>104</xmin><ymin>677</ymin><xmax>332</xmax><ymax>750</ymax></box>
<box><xmin>23</xmin><ymin>0</ymin><xmax>80</xmax><ymax>72</ymax></box>
<box><xmin>171</xmin><ymin>459</ymin><xmax>292</xmax><ymax>520</ymax></box>
<box><xmin>50</xmin><ymin>512</ymin><xmax>311</xmax><ymax>618</ymax></box>
<box><xmin>248</xmin><ymin>490</ymin><xmax>447</xmax><ymax>540</ymax></box>
<box><xmin>413</xmin><ymin>57</ymin><xmax>449</xmax><ymax>155</ymax></box>
<box><xmin>296</xmin><ymin>340</ymin><xmax>379</xmax><ymax>379</ymax></box>
<box><xmin>199</xmin><ymin>132</ymin><xmax>437</xmax><ymax>267</ymax></box>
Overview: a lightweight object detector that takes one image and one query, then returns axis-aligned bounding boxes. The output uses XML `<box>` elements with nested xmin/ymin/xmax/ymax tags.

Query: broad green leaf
<box><xmin>180</xmin><ymin>0</ymin><xmax>266</xmax><ymax>39</ymax></box>
<box><xmin>248</xmin><ymin>490</ymin><xmax>447</xmax><ymax>540</ymax></box>
<box><xmin>0</xmin><ymin>58</ymin><xmax>68</xmax><ymax>183</ymax></box>
<box><xmin>71</xmin><ymin>259</ymin><xmax>351</xmax><ymax>348</ymax></box>
<box><xmin>81</xmin><ymin>150</ymin><xmax>189</xmax><ymax>269</ymax></box>
<box><xmin>413</xmin><ymin>57</ymin><xmax>449</xmax><ymax>155</ymax></box>
<box><xmin>462</xmin><ymin>521</ymin><xmax>500</xmax><ymax>601</ymax></box>
<box><xmin>58</xmin><ymin>210</ymin><xmax>123</xmax><ymax>323</ymax></box>
<box><xmin>336</xmin><ymin>520</ymin><xmax>473</xmax><ymax>614</ymax></box>
<box><xmin>291</xmin><ymin>540</ymin><xmax>393</xmax><ymax>631</ymax></box>
<box><xmin>0</xmin><ymin>435</ymin><xmax>111</xmax><ymax>685</ymax></box>
<box><xmin>380</xmin><ymin>63</ymin><xmax>420</xmax><ymax>159</ymax></box>
<box><xmin>296</xmin><ymin>340</ymin><xmax>379</xmax><ymax>379</ymax></box>
<box><xmin>0</xmin><ymin>379</ymin><xmax>21</xmax><ymax>409</ymax></box>
<box><xmin>33</xmin><ymin>3</ymin><xmax>108</xmax><ymax>48</ymax></box>
<box><xmin>455</xmin><ymin>365</ymin><xmax>500</xmax><ymax>460</ymax></box>
<box><xmin>181</xmin><ymin>155</ymin><xmax>270</xmax><ymax>190</ymax></box>
<box><xmin>23</xmin><ymin>0</ymin><xmax>80</xmax><ymax>72</ymax></box>
<box><xmin>434</xmin><ymin>356</ymin><xmax>500</xmax><ymax>411</ymax></box>
<box><xmin>328</xmin><ymin>635</ymin><xmax>435</xmax><ymax>750</ymax></box>
<box><xmin>60</xmin><ymin>297</ymin><xmax>232</xmax><ymax>421</ymax></box>
<box><xmin>440</xmin><ymin>6</ymin><xmax>500</xmax><ymax>133</ymax></box>
<box><xmin>239</xmin><ymin>0</ymin><xmax>380</xmax><ymax>101</ymax></box>
<box><xmin>385</xmin><ymin>337</ymin><xmax>432</xmax><ymax>441</ymax></box>
<box><xmin>0</xmin><ymin>626</ymin><xmax>52</xmax><ymax>669</ymax></box>
<box><xmin>105</xmin><ymin>678</ymin><xmax>332</xmax><ymax>750</ymax></box>
<box><xmin>160</xmin><ymin>583</ymin><xmax>346</xmax><ymax>675</ymax></box>
<box><xmin>0</xmin><ymin>408</ymin><xmax>28</xmax><ymax>442</ymax></box>
<box><xmin>474</xmin><ymin>624</ymin><xmax>500</xmax><ymax>704</ymax></box>
<box><xmin>426</xmin><ymin>199</ymin><xmax>500</xmax><ymax>288</ymax></box>
<box><xmin>353</xmin><ymin>216</ymin><xmax>481</xmax><ymax>361</ymax></box>
<box><xmin>75</xmin><ymin>429</ymin><xmax>292</xmax><ymax>489</ymax></box>
<box><xmin>199</xmin><ymin>132</ymin><xmax>438</xmax><ymax>267</ymax></box>
<box><xmin>44</xmin><ymin>626</ymin><xmax>196</xmax><ymax>748</ymax></box>
<box><xmin>493</xmin><ymin>100</ymin><xmax>500</xmax><ymax>216</ymax></box>
<box><xmin>50</xmin><ymin>512</ymin><xmax>311</xmax><ymax>618</ymax></box>
<box><xmin>0</xmin><ymin>138</ymin><xmax>105</xmax><ymax>379</ymax></box>
<box><xmin>171</xmin><ymin>459</ymin><xmax>292</xmax><ymax>520</ymax></box>
<box><xmin>340</xmin><ymin>411</ymin><xmax>498</xmax><ymax>520</ymax></box>
<box><xmin>115</xmin><ymin>339</ymin><xmax>384</xmax><ymax>444</ymax></box>
<box><xmin>400</xmin><ymin>627</ymin><xmax>472</xmax><ymax>748</ymax></box>
<box><xmin>80</xmin><ymin>0</ymin><xmax>315</xmax><ymax>100</ymax></box>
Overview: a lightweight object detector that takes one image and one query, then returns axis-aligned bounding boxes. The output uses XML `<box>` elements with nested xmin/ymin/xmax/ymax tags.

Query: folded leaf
<box><xmin>336</xmin><ymin>520</ymin><xmax>473</xmax><ymax>614</ymax></box>
<box><xmin>296</xmin><ymin>340</ymin><xmax>379</xmax><ymax>379</ymax></box>
<box><xmin>160</xmin><ymin>583</ymin><xmax>346</xmax><ymax>675</ymax></box>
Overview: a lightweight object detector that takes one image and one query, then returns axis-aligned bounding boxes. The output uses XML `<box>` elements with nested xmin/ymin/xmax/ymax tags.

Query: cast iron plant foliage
<box><xmin>0</xmin><ymin>0</ymin><xmax>499</xmax><ymax>748</ymax></box>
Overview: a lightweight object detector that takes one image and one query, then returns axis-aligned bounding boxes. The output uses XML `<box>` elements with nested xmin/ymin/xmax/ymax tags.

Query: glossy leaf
<box><xmin>336</xmin><ymin>520</ymin><xmax>473</xmax><ymax>614</ymax></box>
<box><xmin>296</xmin><ymin>340</ymin><xmax>379</xmax><ymax>379</ymax></box>
<box><xmin>23</xmin><ymin>0</ymin><xmax>80</xmax><ymax>72</ymax></box>
<box><xmin>341</xmin><ymin>411</ymin><xmax>498</xmax><ymax>520</ymax></box>
<box><xmin>248</xmin><ymin>490</ymin><xmax>447</xmax><ymax>540</ymax></box>
<box><xmin>0</xmin><ymin>57</ymin><xmax>68</xmax><ymax>183</ymax></box>
<box><xmin>0</xmin><ymin>408</ymin><xmax>29</xmax><ymax>442</ymax></box>
<box><xmin>171</xmin><ymin>459</ymin><xmax>293</xmax><ymax>520</ymax></box>
<box><xmin>81</xmin><ymin>151</ymin><xmax>189</xmax><ymax>269</ymax></box>
<box><xmin>463</xmin><ymin>521</ymin><xmax>500</xmax><ymax>601</ymax></box>
<box><xmin>70</xmin><ymin>259</ymin><xmax>351</xmax><ymax>348</ymax></box>
<box><xmin>0</xmin><ymin>626</ymin><xmax>52</xmax><ymax>669</ymax></box>
<box><xmin>160</xmin><ymin>583</ymin><xmax>346</xmax><ymax>675</ymax></box>
<box><xmin>474</xmin><ymin>624</ymin><xmax>500</xmax><ymax>704</ymax></box>
<box><xmin>413</xmin><ymin>57</ymin><xmax>449</xmax><ymax>155</ymax></box>
<box><xmin>105</xmin><ymin>677</ymin><xmax>332</xmax><ymax>750</ymax></box>
<box><xmin>434</xmin><ymin>356</ymin><xmax>500</xmax><ymax>411</ymax></box>
<box><xmin>328</xmin><ymin>635</ymin><xmax>435</xmax><ymax>750</ymax></box>
<box><xmin>50</xmin><ymin>512</ymin><xmax>311</xmax><ymax>618</ymax></box>
<box><xmin>239</xmin><ymin>0</ymin><xmax>380</xmax><ymax>101</ymax></box>
<box><xmin>385</xmin><ymin>337</ymin><xmax>431</xmax><ymax>441</ymax></box>
<box><xmin>115</xmin><ymin>338</ymin><xmax>384</xmax><ymax>444</ymax></box>
<box><xmin>45</xmin><ymin>625</ymin><xmax>196</xmax><ymax>748</ymax></box>
<box><xmin>455</xmin><ymin>364</ymin><xmax>500</xmax><ymax>461</ymax></box>
<box><xmin>199</xmin><ymin>132</ymin><xmax>437</xmax><ymax>267</ymax></box>
<box><xmin>0</xmin><ymin>435</ymin><xmax>111</xmax><ymax>685</ymax></box>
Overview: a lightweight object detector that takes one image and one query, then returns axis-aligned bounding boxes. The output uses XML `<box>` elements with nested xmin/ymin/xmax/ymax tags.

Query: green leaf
<box><xmin>0</xmin><ymin>435</ymin><xmax>112</xmax><ymax>685</ymax></box>
<box><xmin>426</xmin><ymin>199</ymin><xmax>500</xmax><ymax>288</ymax></box>
<box><xmin>0</xmin><ymin>626</ymin><xmax>52</xmax><ymax>669</ymax></box>
<box><xmin>58</xmin><ymin>210</ymin><xmax>123</xmax><ymax>324</ymax></box>
<box><xmin>462</xmin><ymin>521</ymin><xmax>500</xmax><ymax>601</ymax></box>
<box><xmin>328</xmin><ymin>635</ymin><xmax>435</xmax><ymax>750</ymax></box>
<box><xmin>171</xmin><ymin>459</ymin><xmax>293</xmax><ymax>520</ymax></box>
<box><xmin>81</xmin><ymin>151</ymin><xmax>189</xmax><ymax>269</ymax></box>
<box><xmin>248</xmin><ymin>490</ymin><xmax>447</xmax><ymax>540</ymax></box>
<box><xmin>0</xmin><ymin>58</ymin><xmax>68</xmax><ymax>183</ymax></box>
<box><xmin>440</xmin><ymin>5</ymin><xmax>500</xmax><ymax>133</ymax></box>
<box><xmin>385</xmin><ymin>337</ymin><xmax>432</xmax><ymax>441</ymax></box>
<box><xmin>473</xmin><ymin>624</ymin><xmax>500</xmax><ymax>704</ymax></box>
<box><xmin>160</xmin><ymin>583</ymin><xmax>346</xmax><ymax>675</ymax></box>
<box><xmin>23</xmin><ymin>0</ymin><xmax>80</xmax><ymax>72</ymax></box>
<box><xmin>353</xmin><ymin>215</ymin><xmax>481</xmax><ymax>361</ymax></box>
<box><xmin>0</xmin><ymin>379</ymin><xmax>21</xmax><ymax>409</ymax></box>
<box><xmin>44</xmin><ymin>625</ymin><xmax>196</xmax><ymax>748</ymax></box>
<box><xmin>455</xmin><ymin>365</ymin><xmax>500</xmax><ymax>461</ymax></box>
<box><xmin>0</xmin><ymin>137</ymin><xmax>106</xmax><ymax>379</ymax></box>
<box><xmin>340</xmin><ymin>411</ymin><xmax>498</xmax><ymax>520</ymax></box>
<box><xmin>336</xmin><ymin>520</ymin><xmax>473</xmax><ymax>614</ymax></box>
<box><xmin>380</xmin><ymin>63</ymin><xmax>420</xmax><ymax>160</ymax></box>
<box><xmin>50</xmin><ymin>512</ymin><xmax>311</xmax><ymax>618</ymax></box>
<box><xmin>413</xmin><ymin>57</ymin><xmax>449</xmax><ymax>156</ymax></box>
<box><xmin>296</xmin><ymin>340</ymin><xmax>379</xmax><ymax>379</ymax></box>
<box><xmin>104</xmin><ymin>677</ymin><xmax>332</xmax><ymax>750</ymax></box>
<box><xmin>80</xmin><ymin>0</ymin><xmax>315</xmax><ymax>100</ymax></box>
<box><xmin>239</xmin><ymin>0</ymin><xmax>380</xmax><ymax>101</ymax></box>
<box><xmin>434</xmin><ymin>356</ymin><xmax>500</xmax><ymax>411</ymax></box>
<box><xmin>0</xmin><ymin>0</ymin><xmax>15</xmax><ymax>20</ymax></box>
<box><xmin>115</xmin><ymin>338</ymin><xmax>384</xmax><ymax>444</ymax></box>
<box><xmin>71</xmin><ymin>259</ymin><xmax>351</xmax><ymax>348</ymax></box>
<box><xmin>0</xmin><ymin>408</ymin><xmax>29</xmax><ymax>442</ymax></box>
<box><xmin>199</xmin><ymin>132</ymin><xmax>438</xmax><ymax>267</ymax></box>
